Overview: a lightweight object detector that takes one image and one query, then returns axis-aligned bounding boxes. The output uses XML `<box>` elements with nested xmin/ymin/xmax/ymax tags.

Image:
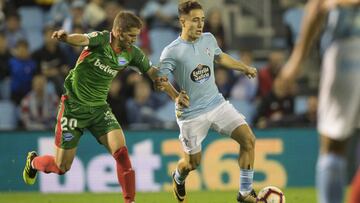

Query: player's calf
<box><xmin>113</xmin><ymin>146</ymin><xmax>135</xmax><ymax>202</ymax></box>
<box><xmin>32</xmin><ymin>155</ymin><xmax>65</xmax><ymax>175</ymax></box>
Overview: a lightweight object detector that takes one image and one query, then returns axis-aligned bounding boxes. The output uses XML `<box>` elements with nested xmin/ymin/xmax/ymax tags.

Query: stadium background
<box><xmin>0</xmin><ymin>0</ymin><xmax>359</xmax><ymax>202</ymax></box>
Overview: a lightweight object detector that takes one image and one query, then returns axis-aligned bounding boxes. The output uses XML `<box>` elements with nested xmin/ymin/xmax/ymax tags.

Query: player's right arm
<box><xmin>280</xmin><ymin>0</ymin><xmax>327</xmax><ymax>81</ymax></box>
<box><xmin>52</xmin><ymin>29</ymin><xmax>89</xmax><ymax>46</ymax></box>
<box><xmin>157</xmin><ymin>47</ymin><xmax>190</xmax><ymax>108</ymax></box>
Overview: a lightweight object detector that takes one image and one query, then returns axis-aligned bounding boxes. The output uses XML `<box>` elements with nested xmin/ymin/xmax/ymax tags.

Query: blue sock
<box><xmin>316</xmin><ymin>153</ymin><xmax>346</xmax><ymax>203</ymax></box>
<box><xmin>174</xmin><ymin>168</ymin><xmax>187</xmax><ymax>184</ymax></box>
<box><xmin>239</xmin><ymin>169</ymin><xmax>254</xmax><ymax>195</ymax></box>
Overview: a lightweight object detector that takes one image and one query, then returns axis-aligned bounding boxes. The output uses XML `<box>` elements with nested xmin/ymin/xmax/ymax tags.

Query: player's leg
<box><xmin>173</xmin><ymin>113</ymin><xmax>209</xmax><ymax>202</ymax></box>
<box><xmin>231</xmin><ymin>124</ymin><xmax>257</xmax><ymax>203</ymax></box>
<box><xmin>98</xmin><ymin>129</ymin><xmax>135</xmax><ymax>203</ymax></box>
<box><xmin>90</xmin><ymin>106</ymin><xmax>134</xmax><ymax>203</ymax></box>
<box><xmin>209</xmin><ymin>101</ymin><xmax>256</xmax><ymax>202</ymax></box>
<box><xmin>23</xmin><ymin>95</ymin><xmax>81</xmax><ymax>185</ymax></box>
<box><xmin>173</xmin><ymin>151</ymin><xmax>201</xmax><ymax>202</ymax></box>
<box><xmin>350</xmin><ymin>166</ymin><xmax>360</xmax><ymax>203</ymax></box>
<box><xmin>316</xmin><ymin>135</ymin><xmax>348</xmax><ymax>203</ymax></box>
<box><xmin>23</xmin><ymin>147</ymin><xmax>76</xmax><ymax>185</ymax></box>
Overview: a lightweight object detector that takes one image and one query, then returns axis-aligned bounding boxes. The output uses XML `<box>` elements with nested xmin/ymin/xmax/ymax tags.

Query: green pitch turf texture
<box><xmin>1</xmin><ymin>187</ymin><xmax>345</xmax><ymax>203</ymax></box>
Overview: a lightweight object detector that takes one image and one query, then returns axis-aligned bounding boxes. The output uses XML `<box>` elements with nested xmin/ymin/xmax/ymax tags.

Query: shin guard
<box><xmin>113</xmin><ymin>147</ymin><xmax>135</xmax><ymax>202</ymax></box>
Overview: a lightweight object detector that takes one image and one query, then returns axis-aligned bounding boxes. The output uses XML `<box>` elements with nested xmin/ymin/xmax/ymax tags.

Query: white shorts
<box><xmin>317</xmin><ymin>38</ymin><xmax>360</xmax><ymax>140</ymax></box>
<box><xmin>177</xmin><ymin>101</ymin><xmax>247</xmax><ymax>154</ymax></box>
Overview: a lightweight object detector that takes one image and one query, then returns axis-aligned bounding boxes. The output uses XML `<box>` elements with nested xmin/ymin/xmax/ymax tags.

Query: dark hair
<box><xmin>178</xmin><ymin>1</ymin><xmax>203</xmax><ymax>16</ymax></box>
<box><xmin>113</xmin><ymin>11</ymin><xmax>143</xmax><ymax>32</ymax></box>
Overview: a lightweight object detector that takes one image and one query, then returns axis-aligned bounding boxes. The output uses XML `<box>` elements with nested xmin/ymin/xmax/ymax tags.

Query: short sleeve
<box><xmin>129</xmin><ymin>46</ymin><xmax>151</xmax><ymax>74</ymax></box>
<box><xmin>158</xmin><ymin>47</ymin><xmax>176</xmax><ymax>77</ymax></box>
<box><xmin>209</xmin><ymin>33</ymin><xmax>223</xmax><ymax>56</ymax></box>
<box><xmin>84</xmin><ymin>31</ymin><xmax>110</xmax><ymax>47</ymax></box>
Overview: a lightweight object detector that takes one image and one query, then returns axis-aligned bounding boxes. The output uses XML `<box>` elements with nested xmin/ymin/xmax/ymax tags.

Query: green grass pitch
<box><xmin>0</xmin><ymin>188</ymin><xmax>324</xmax><ymax>203</ymax></box>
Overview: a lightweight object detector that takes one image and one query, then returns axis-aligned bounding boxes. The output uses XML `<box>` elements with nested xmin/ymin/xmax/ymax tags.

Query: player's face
<box><xmin>118</xmin><ymin>27</ymin><xmax>140</xmax><ymax>49</ymax></box>
<box><xmin>181</xmin><ymin>9</ymin><xmax>205</xmax><ymax>40</ymax></box>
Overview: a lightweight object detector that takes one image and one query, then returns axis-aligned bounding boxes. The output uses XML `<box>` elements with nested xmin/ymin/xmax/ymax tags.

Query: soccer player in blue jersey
<box><xmin>156</xmin><ymin>1</ymin><xmax>258</xmax><ymax>202</ymax></box>
<box><xmin>279</xmin><ymin>0</ymin><xmax>360</xmax><ymax>203</ymax></box>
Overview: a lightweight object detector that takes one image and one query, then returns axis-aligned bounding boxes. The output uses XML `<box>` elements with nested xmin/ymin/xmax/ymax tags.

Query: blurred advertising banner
<box><xmin>0</xmin><ymin>129</ymin><xmax>319</xmax><ymax>192</ymax></box>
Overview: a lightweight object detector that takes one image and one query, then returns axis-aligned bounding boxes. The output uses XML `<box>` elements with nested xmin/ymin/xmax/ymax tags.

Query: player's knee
<box><xmin>187</xmin><ymin>160</ymin><xmax>200</xmax><ymax>171</ymax></box>
<box><xmin>56</xmin><ymin>162</ymin><xmax>71</xmax><ymax>174</ymax></box>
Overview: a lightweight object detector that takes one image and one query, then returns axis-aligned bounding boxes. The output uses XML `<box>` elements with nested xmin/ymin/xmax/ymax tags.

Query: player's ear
<box><xmin>115</xmin><ymin>28</ymin><xmax>124</xmax><ymax>39</ymax></box>
<box><xmin>112</xmin><ymin>27</ymin><xmax>118</xmax><ymax>37</ymax></box>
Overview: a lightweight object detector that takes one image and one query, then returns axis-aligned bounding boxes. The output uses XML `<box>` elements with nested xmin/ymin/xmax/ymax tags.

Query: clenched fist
<box><xmin>52</xmin><ymin>30</ymin><xmax>68</xmax><ymax>42</ymax></box>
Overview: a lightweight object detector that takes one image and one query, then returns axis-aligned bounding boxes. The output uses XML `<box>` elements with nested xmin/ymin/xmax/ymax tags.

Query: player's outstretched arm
<box><xmin>216</xmin><ymin>52</ymin><xmax>257</xmax><ymax>79</ymax></box>
<box><xmin>52</xmin><ymin>29</ymin><xmax>89</xmax><ymax>46</ymax></box>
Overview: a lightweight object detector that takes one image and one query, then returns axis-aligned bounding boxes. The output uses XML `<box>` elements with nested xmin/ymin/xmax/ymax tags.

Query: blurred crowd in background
<box><xmin>0</xmin><ymin>0</ymin><xmax>321</xmax><ymax>131</ymax></box>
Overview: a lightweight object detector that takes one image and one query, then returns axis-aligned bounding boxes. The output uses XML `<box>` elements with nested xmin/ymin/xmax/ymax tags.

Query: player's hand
<box><xmin>154</xmin><ymin>76</ymin><xmax>168</xmax><ymax>91</ymax></box>
<box><xmin>244</xmin><ymin>66</ymin><xmax>257</xmax><ymax>79</ymax></box>
<box><xmin>176</xmin><ymin>90</ymin><xmax>190</xmax><ymax>108</ymax></box>
<box><xmin>277</xmin><ymin>61</ymin><xmax>299</xmax><ymax>95</ymax></box>
<box><xmin>279</xmin><ymin>59</ymin><xmax>299</xmax><ymax>85</ymax></box>
<box><xmin>52</xmin><ymin>30</ymin><xmax>68</xmax><ymax>42</ymax></box>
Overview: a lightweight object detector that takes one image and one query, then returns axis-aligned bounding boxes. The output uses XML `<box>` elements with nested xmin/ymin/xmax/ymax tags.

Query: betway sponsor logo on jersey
<box><xmin>94</xmin><ymin>59</ymin><xmax>118</xmax><ymax>76</ymax></box>
<box><xmin>191</xmin><ymin>64</ymin><xmax>211</xmax><ymax>83</ymax></box>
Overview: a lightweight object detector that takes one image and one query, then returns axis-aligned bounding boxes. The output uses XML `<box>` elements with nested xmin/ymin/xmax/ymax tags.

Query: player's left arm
<box><xmin>215</xmin><ymin>52</ymin><xmax>257</xmax><ymax>79</ymax></box>
<box><xmin>129</xmin><ymin>46</ymin><xmax>179</xmax><ymax>100</ymax></box>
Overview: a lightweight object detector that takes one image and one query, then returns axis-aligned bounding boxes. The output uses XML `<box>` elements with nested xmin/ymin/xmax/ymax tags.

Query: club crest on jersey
<box><xmin>190</xmin><ymin>64</ymin><xmax>211</xmax><ymax>83</ymax></box>
<box><xmin>117</xmin><ymin>56</ymin><xmax>129</xmax><ymax>66</ymax></box>
<box><xmin>63</xmin><ymin>133</ymin><xmax>74</xmax><ymax>142</ymax></box>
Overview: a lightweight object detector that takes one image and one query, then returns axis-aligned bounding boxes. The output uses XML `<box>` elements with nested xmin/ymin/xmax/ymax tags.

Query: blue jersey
<box><xmin>321</xmin><ymin>6</ymin><xmax>360</xmax><ymax>51</ymax></box>
<box><xmin>159</xmin><ymin>33</ymin><xmax>225</xmax><ymax>120</ymax></box>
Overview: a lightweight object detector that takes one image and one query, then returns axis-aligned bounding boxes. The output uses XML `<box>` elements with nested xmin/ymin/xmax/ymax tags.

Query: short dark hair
<box><xmin>178</xmin><ymin>1</ymin><xmax>203</xmax><ymax>16</ymax></box>
<box><xmin>113</xmin><ymin>11</ymin><xmax>143</xmax><ymax>32</ymax></box>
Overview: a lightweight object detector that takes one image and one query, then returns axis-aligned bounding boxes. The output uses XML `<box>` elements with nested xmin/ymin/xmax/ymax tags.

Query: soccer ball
<box><xmin>256</xmin><ymin>186</ymin><xmax>286</xmax><ymax>203</ymax></box>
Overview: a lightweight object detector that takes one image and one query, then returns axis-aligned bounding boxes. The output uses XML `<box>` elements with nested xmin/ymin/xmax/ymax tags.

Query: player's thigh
<box><xmin>98</xmin><ymin>129</ymin><xmax>126</xmax><ymax>155</ymax></box>
<box><xmin>54</xmin><ymin>95</ymin><xmax>86</xmax><ymax>150</ymax></box>
<box><xmin>88</xmin><ymin>106</ymin><xmax>124</xmax><ymax>154</ymax></box>
<box><xmin>177</xmin><ymin>114</ymin><xmax>211</xmax><ymax>155</ymax></box>
<box><xmin>318</xmin><ymin>41</ymin><xmax>360</xmax><ymax>140</ymax></box>
<box><xmin>210</xmin><ymin>101</ymin><xmax>249</xmax><ymax>137</ymax></box>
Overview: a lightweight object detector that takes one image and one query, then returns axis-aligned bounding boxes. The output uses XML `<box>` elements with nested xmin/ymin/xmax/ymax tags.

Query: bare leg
<box><xmin>230</xmin><ymin>124</ymin><xmax>256</xmax><ymax>170</ymax></box>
